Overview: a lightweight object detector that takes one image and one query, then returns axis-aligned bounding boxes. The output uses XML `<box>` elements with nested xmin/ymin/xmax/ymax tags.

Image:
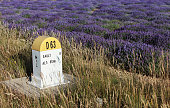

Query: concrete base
<box><xmin>0</xmin><ymin>73</ymin><xmax>77</xmax><ymax>97</ymax></box>
<box><xmin>28</xmin><ymin>75</ymin><xmax>66</xmax><ymax>89</ymax></box>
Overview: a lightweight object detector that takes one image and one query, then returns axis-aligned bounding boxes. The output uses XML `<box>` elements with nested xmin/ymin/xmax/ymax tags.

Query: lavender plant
<box><xmin>0</xmin><ymin>0</ymin><xmax>169</xmax><ymax>77</ymax></box>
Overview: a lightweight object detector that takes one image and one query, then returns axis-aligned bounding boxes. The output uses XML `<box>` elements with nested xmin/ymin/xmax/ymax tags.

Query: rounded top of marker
<box><xmin>32</xmin><ymin>36</ymin><xmax>61</xmax><ymax>51</ymax></box>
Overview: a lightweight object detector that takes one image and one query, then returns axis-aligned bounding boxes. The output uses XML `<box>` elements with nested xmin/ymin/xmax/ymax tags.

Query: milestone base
<box><xmin>0</xmin><ymin>73</ymin><xmax>77</xmax><ymax>97</ymax></box>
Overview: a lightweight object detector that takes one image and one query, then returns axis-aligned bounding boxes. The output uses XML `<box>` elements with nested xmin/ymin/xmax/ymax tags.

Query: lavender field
<box><xmin>0</xmin><ymin>0</ymin><xmax>169</xmax><ymax>77</ymax></box>
<box><xmin>0</xmin><ymin>0</ymin><xmax>169</xmax><ymax>107</ymax></box>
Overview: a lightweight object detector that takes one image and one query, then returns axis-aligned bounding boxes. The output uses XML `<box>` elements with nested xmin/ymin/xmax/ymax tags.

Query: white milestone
<box><xmin>30</xmin><ymin>36</ymin><xmax>65</xmax><ymax>89</ymax></box>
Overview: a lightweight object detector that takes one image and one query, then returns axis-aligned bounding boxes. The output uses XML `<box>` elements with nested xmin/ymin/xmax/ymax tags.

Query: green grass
<box><xmin>102</xmin><ymin>23</ymin><xmax>120</xmax><ymax>31</ymax></box>
<box><xmin>0</xmin><ymin>22</ymin><xmax>169</xmax><ymax>107</ymax></box>
<box><xmin>36</xmin><ymin>22</ymin><xmax>47</xmax><ymax>28</ymax></box>
<box><xmin>102</xmin><ymin>19</ymin><xmax>123</xmax><ymax>31</ymax></box>
<box><xmin>15</xmin><ymin>10</ymin><xmax>20</xmax><ymax>14</ymax></box>
<box><xmin>22</xmin><ymin>14</ymin><xmax>31</xmax><ymax>18</ymax></box>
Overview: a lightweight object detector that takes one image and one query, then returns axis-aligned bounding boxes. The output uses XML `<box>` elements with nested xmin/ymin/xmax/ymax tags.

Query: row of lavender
<box><xmin>0</xmin><ymin>0</ymin><xmax>169</xmax><ymax>77</ymax></box>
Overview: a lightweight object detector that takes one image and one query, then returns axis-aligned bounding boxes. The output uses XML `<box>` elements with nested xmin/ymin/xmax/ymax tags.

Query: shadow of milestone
<box><xmin>11</xmin><ymin>49</ymin><xmax>33</xmax><ymax>80</ymax></box>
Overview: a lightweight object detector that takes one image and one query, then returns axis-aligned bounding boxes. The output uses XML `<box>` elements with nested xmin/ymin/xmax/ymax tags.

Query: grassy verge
<box><xmin>0</xmin><ymin>22</ymin><xmax>169</xmax><ymax>107</ymax></box>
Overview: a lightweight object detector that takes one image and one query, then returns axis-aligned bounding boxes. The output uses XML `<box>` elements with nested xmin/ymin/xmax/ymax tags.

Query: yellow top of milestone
<box><xmin>32</xmin><ymin>36</ymin><xmax>61</xmax><ymax>51</ymax></box>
